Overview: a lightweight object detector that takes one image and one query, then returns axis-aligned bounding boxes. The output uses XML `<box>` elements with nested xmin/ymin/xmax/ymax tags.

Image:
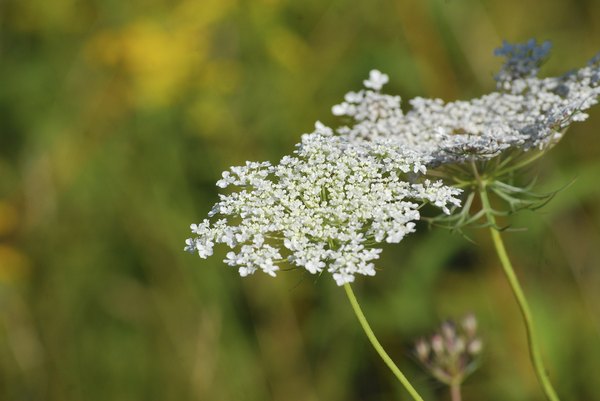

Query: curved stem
<box><xmin>478</xmin><ymin>186</ymin><xmax>561</xmax><ymax>401</ymax></box>
<box><xmin>343</xmin><ymin>283</ymin><xmax>425</xmax><ymax>401</ymax></box>
<box><xmin>495</xmin><ymin>150</ymin><xmax>546</xmax><ymax>177</ymax></box>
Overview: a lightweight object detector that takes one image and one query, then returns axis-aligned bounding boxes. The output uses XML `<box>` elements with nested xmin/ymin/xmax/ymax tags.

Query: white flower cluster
<box><xmin>186</xmin><ymin>40</ymin><xmax>598</xmax><ymax>285</ymax></box>
<box><xmin>185</xmin><ymin>124</ymin><xmax>461</xmax><ymax>285</ymax></box>
<box><xmin>332</xmin><ymin>41</ymin><xmax>600</xmax><ymax>166</ymax></box>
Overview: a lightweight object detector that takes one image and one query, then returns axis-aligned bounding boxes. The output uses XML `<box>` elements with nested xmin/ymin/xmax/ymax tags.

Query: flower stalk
<box><xmin>343</xmin><ymin>283</ymin><xmax>425</xmax><ymax>401</ymax></box>
<box><xmin>450</xmin><ymin>381</ymin><xmax>462</xmax><ymax>401</ymax></box>
<box><xmin>477</xmin><ymin>182</ymin><xmax>561</xmax><ymax>401</ymax></box>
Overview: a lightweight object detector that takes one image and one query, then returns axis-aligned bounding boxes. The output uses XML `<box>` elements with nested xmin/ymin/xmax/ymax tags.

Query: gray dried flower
<box><xmin>332</xmin><ymin>40</ymin><xmax>600</xmax><ymax>167</ymax></box>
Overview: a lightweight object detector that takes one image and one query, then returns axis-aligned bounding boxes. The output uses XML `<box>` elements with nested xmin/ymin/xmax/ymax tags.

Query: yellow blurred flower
<box><xmin>0</xmin><ymin>245</ymin><xmax>30</xmax><ymax>284</ymax></box>
<box><xmin>85</xmin><ymin>0</ymin><xmax>237</xmax><ymax>108</ymax></box>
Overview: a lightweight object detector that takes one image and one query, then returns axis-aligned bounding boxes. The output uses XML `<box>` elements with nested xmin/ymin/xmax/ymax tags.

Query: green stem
<box><xmin>343</xmin><ymin>283</ymin><xmax>425</xmax><ymax>401</ymax></box>
<box><xmin>450</xmin><ymin>381</ymin><xmax>462</xmax><ymax>401</ymax></box>
<box><xmin>495</xmin><ymin>150</ymin><xmax>546</xmax><ymax>177</ymax></box>
<box><xmin>478</xmin><ymin>186</ymin><xmax>561</xmax><ymax>401</ymax></box>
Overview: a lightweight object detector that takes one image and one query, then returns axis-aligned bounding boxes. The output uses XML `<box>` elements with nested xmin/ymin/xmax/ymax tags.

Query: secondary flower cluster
<box><xmin>333</xmin><ymin>40</ymin><xmax>600</xmax><ymax>166</ymax></box>
<box><xmin>414</xmin><ymin>314</ymin><xmax>483</xmax><ymax>386</ymax></box>
<box><xmin>185</xmin><ymin>124</ymin><xmax>461</xmax><ymax>285</ymax></box>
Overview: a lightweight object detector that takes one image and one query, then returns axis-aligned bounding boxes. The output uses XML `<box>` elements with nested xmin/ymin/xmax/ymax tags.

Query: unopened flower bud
<box><xmin>453</xmin><ymin>337</ymin><xmax>466</xmax><ymax>354</ymax></box>
<box><xmin>431</xmin><ymin>334</ymin><xmax>444</xmax><ymax>355</ymax></box>
<box><xmin>441</xmin><ymin>321</ymin><xmax>456</xmax><ymax>340</ymax></box>
<box><xmin>468</xmin><ymin>338</ymin><xmax>483</xmax><ymax>355</ymax></box>
<box><xmin>462</xmin><ymin>313</ymin><xmax>478</xmax><ymax>338</ymax></box>
<box><xmin>415</xmin><ymin>339</ymin><xmax>430</xmax><ymax>362</ymax></box>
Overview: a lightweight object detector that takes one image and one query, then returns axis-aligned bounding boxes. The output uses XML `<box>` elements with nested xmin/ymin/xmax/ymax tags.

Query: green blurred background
<box><xmin>1</xmin><ymin>0</ymin><xmax>600</xmax><ymax>400</ymax></box>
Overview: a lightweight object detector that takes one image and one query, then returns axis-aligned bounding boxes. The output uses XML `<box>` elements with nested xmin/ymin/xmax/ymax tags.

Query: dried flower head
<box><xmin>332</xmin><ymin>40</ymin><xmax>600</xmax><ymax>167</ymax></box>
<box><xmin>186</xmin><ymin>123</ymin><xmax>461</xmax><ymax>285</ymax></box>
<box><xmin>494</xmin><ymin>39</ymin><xmax>552</xmax><ymax>88</ymax></box>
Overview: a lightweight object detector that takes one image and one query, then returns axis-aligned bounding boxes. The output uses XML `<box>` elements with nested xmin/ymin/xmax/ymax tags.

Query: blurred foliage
<box><xmin>1</xmin><ymin>0</ymin><xmax>600</xmax><ymax>400</ymax></box>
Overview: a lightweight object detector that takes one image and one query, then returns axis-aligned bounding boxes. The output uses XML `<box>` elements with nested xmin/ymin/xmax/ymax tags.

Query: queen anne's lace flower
<box><xmin>363</xmin><ymin>69</ymin><xmax>390</xmax><ymax>91</ymax></box>
<box><xmin>186</xmin><ymin>40</ymin><xmax>597</xmax><ymax>285</ymax></box>
<box><xmin>332</xmin><ymin>41</ymin><xmax>600</xmax><ymax>166</ymax></box>
<box><xmin>186</xmin><ymin>123</ymin><xmax>461</xmax><ymax>285</ymax></box>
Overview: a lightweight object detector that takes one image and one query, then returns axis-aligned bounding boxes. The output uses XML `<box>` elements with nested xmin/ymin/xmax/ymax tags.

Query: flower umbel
<box><xmin>333</xmin><ymin>41</ymin><xmax>600</xmax><ymax>167</ymax></box>
<box><xmin>186</xmin><ymin>124</ymin><xmax>461</xmax><ymax>285</ymax></box>
<box><xmin>414</xmin><ymin>314</ymin><xmax>483</xmax><ymax>392</ymax></box>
